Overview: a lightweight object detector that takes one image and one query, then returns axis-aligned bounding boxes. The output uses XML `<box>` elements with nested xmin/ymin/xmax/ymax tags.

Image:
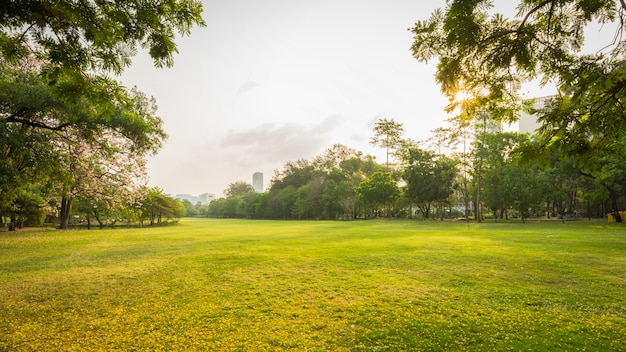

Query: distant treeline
<box><xmin>186</xmin><ymin>134</ymin><xmax>623</xmax><ymax>221</ymax></box>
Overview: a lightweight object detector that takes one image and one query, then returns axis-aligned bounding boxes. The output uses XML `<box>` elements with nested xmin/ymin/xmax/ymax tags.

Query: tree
<box><xmin>1</xmin><ymin>1</ymin><xmax>203</xmax><ymax>228</ymax></box>
<box><xmin>0</xmin><ymin>64</ymin><xmax>63</xmax><ymax>228</ymax></box>
<box><xmin>1</xmin><ymin>1</ymin><xmax>205</xmax><ymax>75</ymax></box>
<box><xmin>271</xmin><ymin>185</ymin><xmax>298</xmax><ymax>220</ymax></box>
<box><xmin>3</xmin><ymin>186</ymin><xmax>49</xmax><ymax>230</ymax></box>
<box><xmin>224</xmin><ymin>181</ymin><xmax>254</xmax><ymax>198</ymax></box>
<box><xmin>140</xmin><ymin>187</ymin><xmax>185</xmax><ymax>225</ymax></box>
<box><xmin>293</xmin><ymin>176</ymin><xmax>327</xmax><ymax>220</ymax></box>
<box><xmin>241</xmin><ymin>192</ymin><xmax>267</xmax><ymax>219</ymax></box>
<box><xmin>506</xmin><ymin>162</ymin><xmax>545</xmax><ymax>222</ymax></box>
<box><xmin>411</xmin><ymin>0</ymin><xmax>622</xmax><ymax>121</ymax></box>
<box><xmin>411</xmin><ymin>0</ymin><xmax>626</xmax><ymax>218</ymax></box>
<box><xmin>0</xmin><ymin>124</ymin><xmax>58</xmax><ymax>229</ymax></box>
<box><xmin>331</xmin><ymin>180</ymin><xmax>359</xmax><ymax>220</ymax></box>
<box><xmin>403</xmin><ymin>147</ymin><xmax>458</xmax><ymax>220</ymax></box>
<box><xmin>0</xmin><ymin>62</ymin><xmax>167</xmax><ymax>229</ymax></box>
<box><xmin>0</xmin><ymin>2</ymin><xmax>197</xmax><ymax>160</ymax></box>
<box><xmin>270</xmin><ymin>159</ymin><xmax>319</xmax><ymax>192</ymax></box>
<box><xmin>473</xmin><ymin>131</ymin><xmax>520</xmax><ymax>219</ymax></box>
<box><xmin>181</xmin><ymin>199</ymin><xmax>200</xmax><ymax>217</ymax></box>
<box><xmin>312</xmin><ymin>144</ymin><xmax>361</xmax><ymax>172</ymax></box>
<box><xmin>0</xmin><ymin>64</ymin><xmax>166</xmax><ymax>152</ymax></box>
<box><xmin>566</xmin><ymin>136</ymin><xmax>626</xmax><ymax>220</ymax></box>
<box><xmin>55</xmin><ymin>122</ymin><xmax>155</xmax><ymax>229</ymax></box>
<box><xmin>356</xmin><ymin>171</ymin><xmax>400</xmax><ymax>218</ymax></box>
<box><xmin>370</xmin><ymin>118</ymin><xmax>405</xmax><ymax>169</ymax></box>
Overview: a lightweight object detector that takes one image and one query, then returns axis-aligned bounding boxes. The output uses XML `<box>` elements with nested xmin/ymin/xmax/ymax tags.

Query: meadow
<box><xmin>1</xmin><ymin>218</ymin><xmax>625</xmax><ymax>351</ymax></box>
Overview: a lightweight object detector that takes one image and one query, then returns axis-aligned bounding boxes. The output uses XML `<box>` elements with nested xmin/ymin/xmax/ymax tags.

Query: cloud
<box><xmin>220</xmin><ymin>115</ymin><xmax>342</xmax><ymax>167</ymax></box>
<box><xmin>236</xmin><ymin>79</ymin><xmax>260</xmax><ymax>96</ymax></box>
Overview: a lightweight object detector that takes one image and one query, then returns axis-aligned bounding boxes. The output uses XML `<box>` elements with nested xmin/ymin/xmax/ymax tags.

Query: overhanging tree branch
<box><xmin>5</xmin><ymin>115</ymin><xmax>71</xmax><ymax>131</ymax></box>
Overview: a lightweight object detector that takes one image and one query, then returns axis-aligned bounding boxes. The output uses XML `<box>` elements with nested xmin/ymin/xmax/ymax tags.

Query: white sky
<box><xmin>118</xmin><ymin>0</ymin><xmax>614</xmax><ymax>197</ymax></box>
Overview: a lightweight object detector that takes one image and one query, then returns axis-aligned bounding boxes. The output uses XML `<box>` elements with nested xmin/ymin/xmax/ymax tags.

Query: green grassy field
<box><xmin>1</xmin><ymin>219</ymin><xmax>625</xmax><ymax>351</ymax></box>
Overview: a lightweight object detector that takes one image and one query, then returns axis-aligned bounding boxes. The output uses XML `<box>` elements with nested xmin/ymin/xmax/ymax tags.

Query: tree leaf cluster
<box><xmin>0</xmin><ymin>0</ymin><xmax>205</xmax><ymax>74</ymax></box>
<box><xmin>411</xmin><ymin>0</ymin><xmax>626</xmax><ymax>219</ymax></box>
<box><xmin>411</xmin><ymin>0</ymin><xmax>623</xmax><ymax>126</ymax></box>
<box><xmin>1</xmin><ymin>0</ymin><xmax>204</xmax><ymax>229</ymax></box>
<box><xmin>0</xmin><ymin>62</ymin><xmax>167</xmax><ymax>229</ymax></box>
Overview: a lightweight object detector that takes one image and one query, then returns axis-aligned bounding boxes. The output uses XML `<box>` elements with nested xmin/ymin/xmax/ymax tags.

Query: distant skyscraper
<box><xmin>253</xmin><ymin>172</ymin><xmax>263</xmax><ymax>193</ymax></box>
<box><xmin>199</xmin><ymin>193</ymin><xmax>215</xmax><ymax>204</ymax></box>
<box><xmin>519</xmin><ymin>96</ymin><xmax>551</xmax><ymax>134</ymax></box>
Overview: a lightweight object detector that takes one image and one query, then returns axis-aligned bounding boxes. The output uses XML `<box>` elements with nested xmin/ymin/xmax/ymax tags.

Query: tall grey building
<box><xmin>253</xmin><ymin>172</ymin><xmax>263</xmax><ymax>193</ymax></box>
<box><xmin>519</xmin><ymin>96</ymin><xmax>552</xmax><ymax>134</ymax></box>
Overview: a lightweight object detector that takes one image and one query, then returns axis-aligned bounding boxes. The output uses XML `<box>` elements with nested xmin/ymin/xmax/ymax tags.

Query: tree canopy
<box><xmin>410</xmin><ymin>0</ymin><xmax>625</xmax><ymax>146</ymax></box>
<box><xmin>411</xmin><ymin>0</ymin><xmax>626</xmax><ymax>220</ymax></box>
<box><xmin>370</xmin><ymin>118</ymin><xmax>404</xmax><ymax>169</ymax></box>
<box><xmin>0</xmin><ymin>63</ymin><xmax>167</xmax><ymax>228</ymax></box>
<box><xmin>403</xmin><ymin>147</ymin><xmax>457</xmax><ymax>219</ymax></box>
<box><xmin>0</xmin><ymin>1</ymin><xmax>204</xmax><ymax>229</ymax></box>
<box><xmin>1</xmin><ymin>0</ymin><xmax>205</xmax><ymax>75</ymax></box>
<box><xmin>224</xmin><ymin>181</ymin><xmax>255</xmax><ymax>198</ymax></box>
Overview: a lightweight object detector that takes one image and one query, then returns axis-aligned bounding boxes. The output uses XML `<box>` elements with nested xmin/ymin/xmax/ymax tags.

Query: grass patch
<box><xmin>1</xmin><ymin>219</ymin><xmax>625</xmax><ymax>351</ymax></box>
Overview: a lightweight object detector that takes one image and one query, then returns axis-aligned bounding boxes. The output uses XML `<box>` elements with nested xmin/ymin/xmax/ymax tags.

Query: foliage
<box><xmin>312</xmin><ymin>143</ymin><xmax>362</xmax><ymax>172</ymax></box>
<box><xmin>331</xmin><ymin>179</ymin><xmax>359</xmax><ymax>220</ymax></box>
<box><xmin>403</xmin><ymin>147</ymin><xmax>458</xmax><ymax>219</ymax></box>
<box><xmin>181</xmin><ymin>199</ymin><xmax>200</xmax><ymax>217</ymax></box>
<box><xmin>0</xmin><ymin>65</ymin><xmax>167</xmax><ymax>153</ymax></box>
<box><xmin>0</xmin><ymin>0</ymin><xmax>203</xmax><ymax>229</ymax></box>
<box><xmin>207</xmin><ymin>133</ymin><xmax>626</xmax><ymax>220</ymax></box>
<box><xmin>269</xmin><ymin>185</ymin><xmax>298</xmax><ymax>220</ymax></box>
<box><xmin>1</xmin><ymin>219</ymin><xmax>624</xmax><ymax>350</ymax></box>
<box><xmin>356</xmin><ymin>171</ymin><xmax>400</xmax><ymax>218</ymax></box>
<box><xmin>2</xmin><ymin>186</ymin><xmax>49</xmax><ymax>229</ymax></box>
<box><xmin>206</xmin><ymin>196</ymin><xmax>245</xmax><ymax>219</ymax></box>
<box><xmin>0</xmin><ymin>64</ymin><xmax>167</xmax><ymax>229</ymax></box>
<box><xmin>474</xmin><ymin>132</ymin><xmax>537</xmax><ymax>219</ymax></box>
<box><xmin>270</xmin><ymin>159</ymin><xmax>320</xmax><ymax>192</ymax></box>
<box><xmin>0</xmin><ymin>0</ymin><xmax>205</xmax><ymax>74</ymax></box>
<box><xmin>411</xmin><ymin>0</ymin><xmax>626</xmax><ymax>218</ymax></box>
<box><xmin>0</xmin><ymin>66</ymin><xmax>63</xmax><ymax>219</ymax></box>
<box><xmin>369</xmin><ymin>117</ymin><xmax>405</xmax><ymax>168</ymax></box>
<box><xmin>411</xmin><ymin>0</ymin><xmax>622</xmax><ymax>121</ymax></box>
<box><xmin>139</xmin><ymin>187</ymin><xmax>185</xmax><ymax>225</ymax></box>
<box><xmin>224</xmin><ymin>181</ymin><xmax>254</xmax><ymax>198</ymax></box>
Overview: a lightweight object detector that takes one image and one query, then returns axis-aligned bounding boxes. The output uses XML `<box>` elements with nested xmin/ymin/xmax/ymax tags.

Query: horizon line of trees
<box><xmin>3</xmin><ymin>185</ymin><xmax>186</xmax><ymax>230</ymax></box>
<box><xmin>198</xmin><ymin>117</ymin><xmax>625</xmax><ymax>221</ymax></box>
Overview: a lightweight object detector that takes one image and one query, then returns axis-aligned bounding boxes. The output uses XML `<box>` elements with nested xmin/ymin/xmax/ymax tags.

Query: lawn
<box><xmin>1</xmin><ymin>219</ymin><xmax>625</xmax><ymax>351</ymax></box>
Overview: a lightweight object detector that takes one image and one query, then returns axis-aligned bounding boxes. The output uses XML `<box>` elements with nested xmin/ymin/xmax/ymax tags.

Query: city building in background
<box><xmin>175</xmin><ymin>193</ymin><xmax>215</xmax><ymax>205</ymax></box>
<box><xmin>198</xmin><ymin>193</ymin><xmax>215</xmax><ymax>204</ymax></box>
<box><xmin>518</xmin><ymin>96</ymin><xmax>552</xmax><ymax>134</ymax></box>
<box><xmin>253</xmin><ymin>172</ymin><xmax>263</xmax><ymax>193</ymax></box>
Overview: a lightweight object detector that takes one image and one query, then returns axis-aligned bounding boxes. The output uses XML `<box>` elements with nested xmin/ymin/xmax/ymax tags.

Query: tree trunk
<box><xmin>59</xmin><ymin>197</ymin><xmax>73</xmax><ymax>229</ymax></box>
<box><xmin>603</xmin><ymin>183</ymin><xmax>622</xmax><ymax>222</ymax></box>
<box><xmin>418</xmin><ymin>205</ymin><xmax>428</xmax><ymax>219</ymax></box>
<box><xmin>9</xmin><ymin>213</ymin><xmax>16</xmax><ymax>231</ymax></box>
<box><xmin>93</xmin><ymin>208</ymin><xmax>104</xmax><ymax>229</ymax></box>
<box><xmin>439</xmin><ymin>202</ymin><xmax>444</xmax><ymax>221</ymax></box>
